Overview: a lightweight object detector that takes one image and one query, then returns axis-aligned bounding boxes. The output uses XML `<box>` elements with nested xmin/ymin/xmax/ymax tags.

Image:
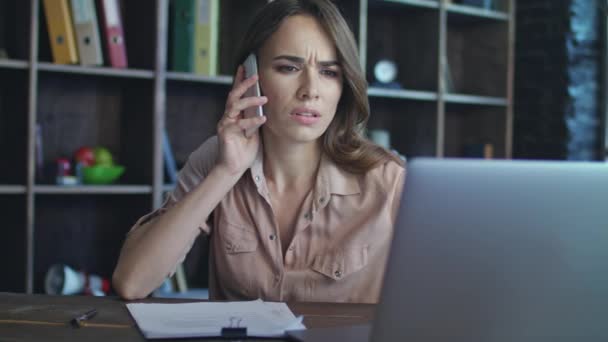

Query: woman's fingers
<box><xmin>220</xmin><ymin>64</ymin><xmax>267</xmax><ymax>136</ymax></box>
<box><xmin>237</xmin><ymin>115</ymin><xmax>267</xmax><ymax>132</ymax></box>
<box><xmin>224</xmin><ymin>74</ymin><xmax>264</xmax><ymax>119</ymax></box>
<box><xmin>235</xmin><ymin>96</ymin><xmax>267</xmax><ymax>114</ymax></box>
<box><xmin>218</xmin><ymin>112</ymin><xmax>266</xmax><ymax>137</ymax></box>
<box><xmin>224</xmin><ymin>95</ymin><xmax>267</xmax><ymax>120</ymax></box>
<box><xmin>226</xmin><ymin>72</ymin><xmax>260</xmax><ymax>107</ymax></box>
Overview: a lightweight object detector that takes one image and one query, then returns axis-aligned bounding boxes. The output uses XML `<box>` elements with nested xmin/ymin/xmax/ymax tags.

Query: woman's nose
<box><xmin>297</xmin><ymin>69</ymin><xmax>320</xmax><ymax>100</ymax></box>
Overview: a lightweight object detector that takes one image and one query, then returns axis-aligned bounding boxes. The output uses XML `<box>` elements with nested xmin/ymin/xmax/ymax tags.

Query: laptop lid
<box><xmin>372</xmin><ymin>158</ymin><xmax>608</xmax><ymax>342</ymax></box>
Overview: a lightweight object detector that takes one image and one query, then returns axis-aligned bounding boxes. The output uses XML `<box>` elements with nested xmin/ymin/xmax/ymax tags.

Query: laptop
<box><xmin>289</xmin><ymin>158</ymin><xmax>608</xmax><ymax>342</ymax></box>
<box><xmin>371</xmin><ymin>158</ymin><xmax>608</xmax><ymax>341</ymax></box>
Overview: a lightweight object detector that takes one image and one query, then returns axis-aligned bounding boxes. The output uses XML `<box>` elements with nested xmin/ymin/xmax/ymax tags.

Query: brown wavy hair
<box><xmin>233</xmin><ymin>0</ymin><xmax>403</xmax><ymax>174</ymax></box>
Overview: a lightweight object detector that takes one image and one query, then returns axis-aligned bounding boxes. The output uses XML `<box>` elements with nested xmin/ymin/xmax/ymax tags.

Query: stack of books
<box><xmin>169</xmin><ymin>0</ymin><xmax>220</xmax><ymax>76</ymax></box>
<box><xmin>42</xmin><ymin>0</ymin><xmax>127</xmax><ymax>67</ymax></box>
<box><xmin>43</xmin><ymin>0</ymin><xmax>221</xmax><ymax>76</ymax></box>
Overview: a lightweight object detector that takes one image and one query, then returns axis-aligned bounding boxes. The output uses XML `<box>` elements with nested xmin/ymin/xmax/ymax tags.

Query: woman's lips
<box><xmin>290</xmin><ymin>108</ymin><xmax>321</xmax><ymax>125</ymax></box>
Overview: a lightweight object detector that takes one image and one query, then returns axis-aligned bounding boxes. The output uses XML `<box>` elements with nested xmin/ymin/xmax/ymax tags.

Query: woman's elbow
<box><xmin>112</xmin><ymin>269</ymin><xmax>149</xmax><ymax>301</ymax></box>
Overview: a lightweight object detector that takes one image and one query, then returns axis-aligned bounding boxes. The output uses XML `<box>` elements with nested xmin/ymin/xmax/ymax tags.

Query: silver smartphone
<box><xmin>243</xmin><ymin>53</ymin><xmax>264</xmax><ymax>119</ymax></box>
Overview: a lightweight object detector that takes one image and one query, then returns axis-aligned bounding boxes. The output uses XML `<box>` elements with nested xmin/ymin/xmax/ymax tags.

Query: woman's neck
<box><xmin>262</xmin><ymin>134</ymin><xmax>322</xmax><ymax>193</ymax></box>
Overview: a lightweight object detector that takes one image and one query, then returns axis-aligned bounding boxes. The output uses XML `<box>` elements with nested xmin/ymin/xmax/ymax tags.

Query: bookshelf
<box><xmin>0</xmin><ymin>0</ymin><xmax>515</xmax><ymax>294</ymax></box>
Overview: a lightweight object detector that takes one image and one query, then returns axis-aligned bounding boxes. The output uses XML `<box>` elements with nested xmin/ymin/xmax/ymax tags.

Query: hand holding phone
<box><xmin>215</xmin><ymin>53</ymin><xmax>267</xmax><ymax>175</ymax></box>
<box><xmin>242</xmin><ymin>53</ymin><xmax>265</xmax><ymax>133</ymax></box>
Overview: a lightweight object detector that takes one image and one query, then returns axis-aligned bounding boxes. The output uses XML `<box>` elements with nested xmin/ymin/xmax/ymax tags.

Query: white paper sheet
<box><xmin>126</xmin><ymin>299</ymin><xmax>306</xmax><ymax>339</ymax></box>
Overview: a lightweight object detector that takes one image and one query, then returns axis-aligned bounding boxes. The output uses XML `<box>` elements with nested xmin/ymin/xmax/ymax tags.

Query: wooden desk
<box><xmin>0</xmin><ymin>293</ymin><xmax>375</xmax><ymax>341</ymax></box>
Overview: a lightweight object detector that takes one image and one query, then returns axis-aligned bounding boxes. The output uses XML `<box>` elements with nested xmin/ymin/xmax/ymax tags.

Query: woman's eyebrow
<box><xmin>273</xmin><ymin>55</ymin><xmax>340</xmax><ymax>67</ymax></box>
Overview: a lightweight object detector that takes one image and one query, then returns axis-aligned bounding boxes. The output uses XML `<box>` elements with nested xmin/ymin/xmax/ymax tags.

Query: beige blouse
<box><xmin>128</xmin><ymin>136</ymin><xmax>405</xmax><ymax>303</ymax></box>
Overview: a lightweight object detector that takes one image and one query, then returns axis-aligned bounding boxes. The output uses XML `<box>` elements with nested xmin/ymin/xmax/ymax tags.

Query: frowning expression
<box><xmin>257</xmin><ymin>14</ymin><xmax>343</xmax><ymax>143</ymax></box>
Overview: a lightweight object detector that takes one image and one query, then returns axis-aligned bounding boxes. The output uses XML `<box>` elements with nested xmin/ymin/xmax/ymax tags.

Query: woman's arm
<box><xmin>112</xmin><ymin>66</ymin><xmax>267</xmax><ymax>300</ymax></box>
<box><xmin>112</xmin><ymin>164</ymin><xmax>241</xmax><ymax>300</ymax></box>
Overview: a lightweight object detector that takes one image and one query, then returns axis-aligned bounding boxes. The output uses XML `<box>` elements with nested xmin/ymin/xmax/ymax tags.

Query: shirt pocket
<box><xmin>311</xmin><ymin>245</ymin><xmax>369</xmax><ymax>281</ymax></box>
<box><xmin>219</xmin><ymin>220</ymin><xmax>259</xmax><ymax>254</ymax></box>
<box><xmin>216</xmin><ymin>219</ymin><xmax>260</xmax><ymax>298</ymax></box>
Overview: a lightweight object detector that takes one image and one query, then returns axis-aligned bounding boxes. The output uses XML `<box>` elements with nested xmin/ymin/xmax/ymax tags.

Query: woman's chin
<box><xmin>262</xmin><ymin>123</ymin><xmax>324</xmax><ymax>143</ymax></box>
<box><xmin>285</xmin><ymin>126</ymin><xmax>325</xmax><ymax>143</ymax></box>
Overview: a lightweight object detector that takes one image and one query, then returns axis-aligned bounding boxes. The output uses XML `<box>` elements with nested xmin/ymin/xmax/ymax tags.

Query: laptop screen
<box><xmin>372</xmin><ymin>158</ymin><xmax>608</xmax><ymax>341</ymax></box>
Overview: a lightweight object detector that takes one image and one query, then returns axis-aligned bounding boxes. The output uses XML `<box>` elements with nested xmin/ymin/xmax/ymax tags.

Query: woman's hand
<box><xmin>216</xmin><ymin>65</ymin><xmax>268</xmax><ymax>176</ymax></box>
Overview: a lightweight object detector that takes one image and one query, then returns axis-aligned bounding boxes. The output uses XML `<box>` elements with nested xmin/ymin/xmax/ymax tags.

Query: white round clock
<box><xmin>373</xmin><ymin>59</ymin><xmax>398</xmax><ymax>84</ymax></box>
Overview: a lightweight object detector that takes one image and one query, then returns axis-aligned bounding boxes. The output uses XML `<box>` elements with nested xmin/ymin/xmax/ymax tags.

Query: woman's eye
<box><xmin>278</xmin><ymin>65</ymin><xmax>298</xmax><ymax>73</ymax></box>
<box><xmin>321</xmin><ymin>69</ymin><xmax>340</xmax><ymax>78</ymax></box>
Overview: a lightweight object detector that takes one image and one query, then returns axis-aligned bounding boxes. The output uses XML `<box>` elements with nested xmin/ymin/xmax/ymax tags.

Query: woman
<box><xmin>113</xmin><ymin>0</ymin><xmax>405</xmax><ymax>303</ymax></box>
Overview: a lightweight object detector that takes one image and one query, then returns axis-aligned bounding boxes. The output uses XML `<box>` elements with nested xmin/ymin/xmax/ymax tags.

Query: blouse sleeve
<box><xmin>123</xmin><ymin>136</ymin><xmax>219</xmax><ymax>278</ymax></box>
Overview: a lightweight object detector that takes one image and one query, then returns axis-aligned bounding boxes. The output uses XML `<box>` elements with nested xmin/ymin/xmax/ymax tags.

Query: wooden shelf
<box><xmin>368</xmin><ymin>87</ymin><xmax>438</xmax><ymax>101</ymax></box>
<box><xmin>37</xmin><ymin>63</ymin><xmax>155</xmax><ymax>79</ymax></box>
<box><xmin>444</xmin><ymin>93</ymin><xmax>508</xmax><ymax>106</ymax></box>
<box><xmin>166</xmin><ymin>72</ymin><xmax>233</xmax><ymax>85</ymax></box>
<box><xmin>34</xmin><ymin>185</ymin><xmax>152</xmax><ymax>195</ymax></box>
<box><xmin>0</xmin><ymin>59</ymin><xmax>28</xmax><ymax>70</ymax></box>
<box><xmin>0</xmin><ymin>0</ymin><xmax>514</xmax><ymax>294</ymax></box>
<box><xmin>447</xmin><ymin>4</ymin><xmax>509</xmax><ymax>21</ymax></box>
<box><xmin>0</xmin><ymin>185</ymin><xmax>26</xmax><ymax>194</ymax></box>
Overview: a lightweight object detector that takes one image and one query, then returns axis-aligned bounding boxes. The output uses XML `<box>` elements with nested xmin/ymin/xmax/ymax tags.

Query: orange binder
<box><xmin>43</xmin><ymin>0</ymin><xmax>79</xmax><ymax>64</ymax></box>
<box><xmin>70</xmin><ymin>0</ymin><xmax>103</xmax><ymax>65</ymax></box>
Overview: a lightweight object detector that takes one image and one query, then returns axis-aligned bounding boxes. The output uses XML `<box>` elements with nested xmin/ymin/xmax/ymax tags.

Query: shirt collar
<box><xmin>317</xmin><ymin>153</ymin><xmax>361</xmax><ymax>197</ymax></box>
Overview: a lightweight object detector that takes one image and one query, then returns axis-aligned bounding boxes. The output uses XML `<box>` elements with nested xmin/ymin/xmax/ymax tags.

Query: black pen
<box><xmin>70</xmin><ymin>308</ymin><xmax>97</xmax><ymax>328</ymax></box>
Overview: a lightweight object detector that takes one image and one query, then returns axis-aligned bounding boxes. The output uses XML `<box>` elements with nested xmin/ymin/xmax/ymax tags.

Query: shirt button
<box><xmin>269</xmin><ymin>234</ymin><xmax>275</xmax><ymax>240</ymax></box>
<box><xmin>334</xmin><ymin>270</ymin><xmax>342</xmax><ymax>278</ymax></box>
<box><xmin>254</xmin><ymin>175</ymin><xmax>260</xmax><ymax>182</ymax></box>
<box><xmin>319</xmin><ymin>197</ymin><xmax>325</xmax><ymax>203</ymax></box>
<box><xmin>304</xmin><ymin>212</ymin><xmax>312</xmax><ymax>220</ymax></box>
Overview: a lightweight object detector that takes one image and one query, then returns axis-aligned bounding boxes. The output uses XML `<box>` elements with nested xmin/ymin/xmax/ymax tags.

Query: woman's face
<box><xmin>257</xmin><ymin>14</ymin><xmax>343</xmax><ymax>144</ymax></box>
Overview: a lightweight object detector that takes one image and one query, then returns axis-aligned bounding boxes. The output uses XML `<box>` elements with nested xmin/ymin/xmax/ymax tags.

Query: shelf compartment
<box><xmin>167</xmin><ymin>0</ymin><xmax>360</xmax><ymax>75</ymax></box>
<box><xmin>0</xmin><ymin>1</ymin><xmax>31</xmax><ymax>60</ymax></box>
<box><xmin>0</xmin><ymin>69</ymin><xmax>29</xmax><ymax>185</ymax></box>
<box><xmin>38</xmin><ymin>63</ymin><xmax>155</xmax><ymax>79</ymax></box>
<box><xmin>0</xmin><ymin>185</ymin><xmax>26</xmax><ymax>194</ymax></box>
<box><xmin>38</xmin><ymin>0</ymin><xmax>157</xmax><ymax>69</ymax></box>
<box><xmin>165</xmin><ymin>82</ymin><xmax>226</xmax><ymax>167</ymax></box>
<box><xmin>34</xmin><ymin>185</ymin><xmax>152</xmax><ymax>195</ymax></box>
<box><xmin>36</xmin><ymin>74</ymin><xmax>155</xmax><ymax>185</ymax></box>
<box><xmin>369</xmin><ymin>99</ymin><xmax>438</xmax><ymax>157</ymax></box>
<box><xmin>367</xmin><ymin>3</ymin><xmax>439</xmax><ymax>92</ymax></box>
<box><xmin>444</xmin><ymin>104</ymin><xmax>508</xmax><ymax>158</ymax></box>
<box><xmin>368</xmin><ymin>87</ymin><xmax>438</xmax><ymax>101</ymax></box>
<box><xmin>445</xmin><ymin>17</ymin><xmax>509</xmax><ymax>97</ymax></box>
<box><xmin>33</xmin><ymin>194</ymin><xmax>151</xmax><ymax>293</ymax></box>
<box><xmin>0</xmin><ymin>195</ymin><xmax>27</xmax><ymax>292</ymax></box>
